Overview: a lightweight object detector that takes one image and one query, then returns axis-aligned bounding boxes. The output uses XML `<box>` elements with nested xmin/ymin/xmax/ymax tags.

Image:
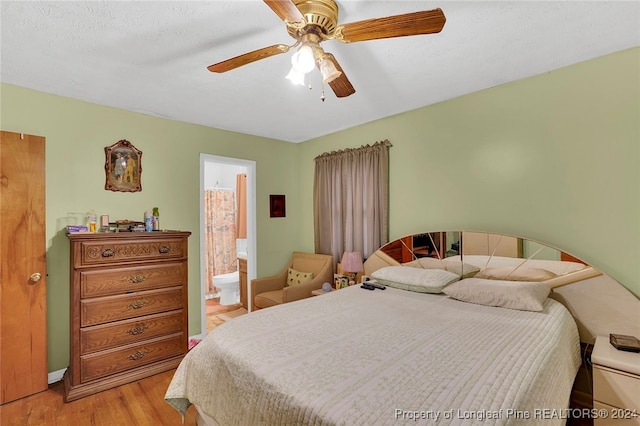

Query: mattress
<box><xmin>166</xmin><ymin>285</ymin><xmax>580</xmax><ymax>425</ymax></box>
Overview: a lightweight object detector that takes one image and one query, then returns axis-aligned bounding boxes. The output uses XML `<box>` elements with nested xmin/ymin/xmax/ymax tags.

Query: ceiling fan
<box><xmin>207</xmin><ymin>0</ymin><xmax>446</xmax><ymax>99</ymax></box>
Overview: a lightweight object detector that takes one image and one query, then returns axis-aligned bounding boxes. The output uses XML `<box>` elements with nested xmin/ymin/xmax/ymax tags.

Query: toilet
<box><xmin>213</xmin><ymin>270</ymin><xmax>240</xmax><ymax>305</ymax></box>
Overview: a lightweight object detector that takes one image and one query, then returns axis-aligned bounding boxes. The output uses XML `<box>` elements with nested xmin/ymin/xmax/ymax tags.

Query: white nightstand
<box><xmin>591</xmin><ymin>335</ymin><xmax>640</xmax><ymax>425</ymax></box>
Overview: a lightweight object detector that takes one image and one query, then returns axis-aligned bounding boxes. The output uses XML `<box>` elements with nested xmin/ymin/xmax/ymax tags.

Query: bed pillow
<box><xmin>404</xmin><ymin>257</ymin><xmax>480</xmax><ymax>279</ymax></box>
<box><xmin>456</xmin><ymin>255</ymin><xmax>585</xmax><ymax>276</ymax></box>
<box><xmin>474</xmin><ymin>267</ymin><xmax>557</xmax><ymax>282</ymax></box>
<box><xmin>371</xmin><ymin>266</ymin><xmax>460</xmax><ymax>293</ymax></box>
<box><xmin>442</xmin><ymin>277</ymin><xmax>551</xmax><ymax>312</ymax></box>
<box><xmin>287</xmin><ymin>268</ymin><xmax>314</xmax><ymax>286</ymax></box>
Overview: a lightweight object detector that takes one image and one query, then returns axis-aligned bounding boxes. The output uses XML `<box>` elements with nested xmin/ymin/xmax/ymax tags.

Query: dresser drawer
<box><xmin>80</xmin><ymin>334</ymin><xmax>184</xmax><ymax>383</ymax></box>
<box><xmin>593</xmin><ymin>365</ymin><xmax>640</xmax><ymax>411</ymax></box>
<box><xmin>81</xmin><ymin>287</ymin><xmax>183</xmax><ymax>327</ymax></box>
<box><xmin>80</xmin><ymin>262</ymin><xmax>186</xmax><ymax>298</ymax></box>
<box><xmin>75</xmin><ymin>237</ymin><xmax>187</xmax><ymax>267</ymax></box>
<box><xmin>80</xmin><ymin>310</ymin><xmax>183</xmax><ymax>354</ymax></box>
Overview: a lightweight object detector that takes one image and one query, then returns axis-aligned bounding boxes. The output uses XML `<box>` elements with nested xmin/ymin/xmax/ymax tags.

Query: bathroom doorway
<box><xmin>200</xmin><ymin>154</ymin><xmax>256</xmax><ymax>336</ymax></box>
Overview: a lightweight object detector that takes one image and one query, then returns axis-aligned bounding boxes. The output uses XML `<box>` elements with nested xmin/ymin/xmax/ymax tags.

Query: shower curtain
<box><xmin>204</xmin><ymin>189</ymin><xmax>238</xmax><ymax>296</ymax></box>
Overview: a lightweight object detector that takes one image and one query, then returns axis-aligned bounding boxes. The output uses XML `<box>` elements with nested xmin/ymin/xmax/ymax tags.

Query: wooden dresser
<box><xmin>64</xmin><ymin>231</ymin><xmax>191</xmax><ymax>401</ymax></box>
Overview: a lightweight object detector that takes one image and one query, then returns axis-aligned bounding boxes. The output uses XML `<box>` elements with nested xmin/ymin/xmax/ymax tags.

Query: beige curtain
<box><xmin>313</xmin><ymin>140</ymin><xmax>391</xmax><ymax>265</ymax></box>
<box><xmin>236</xmin><ymin>173</ymin><xmax>247</xmax><ymax>239</ymax></box>
<box><xmin>204</xmin><ymin>189</ymin><xmax>238</xmax><ymax>295</ymax></box>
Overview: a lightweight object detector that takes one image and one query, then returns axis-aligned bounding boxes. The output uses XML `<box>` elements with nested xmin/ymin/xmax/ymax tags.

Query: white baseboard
<box><xmin>48</xmin><ymin>368</ymin><xmax>66</xmax><ymax>384</ymax></box>
<box><xmin>189</xmin><ymin>333</ymin><xmax>206</xmax><ymax>341</ymax></box>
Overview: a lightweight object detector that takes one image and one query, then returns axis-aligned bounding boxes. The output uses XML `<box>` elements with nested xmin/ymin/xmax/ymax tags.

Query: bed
<box><xmin>165</xmin><ymin>263</ymin><xmax>581</xmax><ymax>425</ymax></box>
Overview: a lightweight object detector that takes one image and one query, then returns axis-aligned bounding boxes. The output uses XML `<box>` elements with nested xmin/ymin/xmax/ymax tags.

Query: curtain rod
<box><xmin>206</xmin><ymin>180</ymin><xmax>234</xmax><ymax>191</ymax></box>
<box><xmin>314</xmin><ymin>139</ymin><xmax>392</xmax><ymax>160</ymax></box>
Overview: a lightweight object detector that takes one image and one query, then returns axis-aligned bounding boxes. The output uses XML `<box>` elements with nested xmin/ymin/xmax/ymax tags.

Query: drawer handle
<box><xmin>102</xmin><ymin>248</ymin><xmax>115</xmax><ymax>257</ymax></box>
<box><xmin>128</xmin><ymin>350</ymin><xmax>149</xmax><ymax>361</ymax></box>
<box><xmin>159</xmin><ymin>245</ymin><xmax>169</xmax><ymax>254</ymax></box>
<box><xmin>127</xmin><ymin>325</ymin><xmax>147</xmax><ymax>335</ymax></box>
<box><xmin>128</xmin><ymin>275</ymin><xmax>147</xmax><ymax>283</ymax></box>
<box><xmin>128</xmin><ymin>300</ymin><xmax>149</xmax><ymax>309</ymax></box>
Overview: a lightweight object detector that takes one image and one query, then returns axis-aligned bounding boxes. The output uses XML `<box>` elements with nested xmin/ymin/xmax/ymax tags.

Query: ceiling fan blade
<box><xmin>323</xmin><ymin>53</ymin><xmax>355</xmax><ymax>98</ymax></box>
<box><xmin>207</xmin><ymin>44</ymin><xmax>290</xmax><ymax>73</ymax></box>
<box><xmin>334</xmin><ymin>8</ymin><xmax>446</xmax><ymax>43</ymax></box>
<box><xmin>263</xmin><ymin>0</ymin><xmax>305</xmax><ymax>25</ymax></box>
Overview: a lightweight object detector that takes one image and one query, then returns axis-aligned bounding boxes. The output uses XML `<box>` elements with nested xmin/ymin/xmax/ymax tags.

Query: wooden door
<box><xmin>0</xmin><ymin>131</ymin><xmax>47</xmax><ymax>404</ymax></box>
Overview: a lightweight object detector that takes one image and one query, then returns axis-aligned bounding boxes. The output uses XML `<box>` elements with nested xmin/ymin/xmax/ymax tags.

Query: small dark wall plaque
<box><xmin>269</xmin><ymin>194</ymin><xmax>285</xmax><ymax>218</ymax></box>
<box><xmin>105</xmin><ymin>139</ymin><xmax>142</xmax><ymax>192</ymax></box>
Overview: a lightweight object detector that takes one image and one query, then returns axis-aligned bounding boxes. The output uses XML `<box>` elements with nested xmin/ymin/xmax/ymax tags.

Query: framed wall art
<box><xmin>104</xmin><ymin>139</ymin><xmax>142</xmax><ymax>192</ymax></box>
<box><xmin>269</xmin><ymin>194</ymin><xmax>285</xmax><ymax>218</ymax></box>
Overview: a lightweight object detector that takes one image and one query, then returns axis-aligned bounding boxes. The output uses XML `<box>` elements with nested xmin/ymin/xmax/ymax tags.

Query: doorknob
<box><xmin>29</xmin><ymin>272</ymin><xmax>42</xmax><ymax>284</ymax></box>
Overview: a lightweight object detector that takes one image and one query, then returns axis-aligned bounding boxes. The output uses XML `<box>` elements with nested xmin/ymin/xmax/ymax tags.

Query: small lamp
<box><xmin>341</xmin><ymin>251</ymin><xmax>363</xmax><ymax>284</ymax></box>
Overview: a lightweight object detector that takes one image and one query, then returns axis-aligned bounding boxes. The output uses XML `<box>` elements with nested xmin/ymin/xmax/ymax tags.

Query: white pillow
<box><xmin>458</xmin><ymin>255</ymin><xmax>585</xmax><ymax>276</ymax></box>
<box><xmin>474</xmin><ymin>267</ymin><xmax>557</xmax><ymax>282</ymax></box>
<box><xmin>371</xmin><ymin>266</ymin><xmax>460</xmax><ymax>293</ymax></box>
<box><xmin>404</xmin><ymin>257</ymin><xmax>480</xmax><ymax>279</ymax></box>
<box><xmin>443</xmin><ymin>277</ymin><xmax>551</xmax><ymax>312</ymax></box>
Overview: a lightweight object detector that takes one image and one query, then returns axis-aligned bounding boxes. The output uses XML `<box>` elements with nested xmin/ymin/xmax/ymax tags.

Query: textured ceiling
<box><xmin>1</xmin><ymin>1</ymin><xmax>638</xmax><ymax>143</ymax></box>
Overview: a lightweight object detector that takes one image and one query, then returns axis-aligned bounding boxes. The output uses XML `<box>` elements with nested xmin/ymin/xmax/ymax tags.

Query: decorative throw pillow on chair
<box><xmin>287</xmin><ymin>268</ymin><xmax>314</xmax><ymax>286</ymax></box>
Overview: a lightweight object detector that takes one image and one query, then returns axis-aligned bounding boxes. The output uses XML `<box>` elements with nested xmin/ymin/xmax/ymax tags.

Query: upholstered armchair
<box><xmin>252</xmin><ymin>252</ymin><xmax>334</xmax><ymax>310</ymax></box>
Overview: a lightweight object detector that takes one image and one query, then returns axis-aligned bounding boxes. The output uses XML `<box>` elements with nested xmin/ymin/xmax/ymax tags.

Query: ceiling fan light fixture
<box><xmin>319</xmin><ymin>58</ymin><xmax>341</xmax><ymax>83</ymax></box>
<box><xmin>207</xmin><ymin>3</ymin><xmax>446</xmax><ymax>100</ymax></box>
<box><xmin>291</xmin><ymin>44</ymin><xmax>316</xmax><ymax>73</ymax></box>
<box><xmin>285</xmin><ymin>66</ymin><xmax>306</xmax><ymax>86</ymax></box>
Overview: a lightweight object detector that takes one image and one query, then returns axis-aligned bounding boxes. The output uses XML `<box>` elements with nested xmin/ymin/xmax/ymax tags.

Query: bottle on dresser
<box><xmin>144</xmin><ymin>210</ymin><xmax>153</xmax><ymax>232</ymax></box>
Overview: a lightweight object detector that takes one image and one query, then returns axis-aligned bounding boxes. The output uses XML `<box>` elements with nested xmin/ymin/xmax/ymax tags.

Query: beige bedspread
<box><xmin>166</xmin><ymin>286</ymin><xmax>580</xmax><ymax>425</ymax></box>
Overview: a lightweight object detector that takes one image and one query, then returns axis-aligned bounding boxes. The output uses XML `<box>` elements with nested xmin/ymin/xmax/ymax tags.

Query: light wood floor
<box><xmin>0</xmin><ymin>369</ymin><xmax>197</xmax><ymax>426</ymax></box>
<box><xmin>205</xmin><ymin>299</ymin><xmax>247</xmax><ymax>333</ymax></box>
<box><xmin>0</xmin><ymin>299</ymin><xmax>247</xmax><ymax>425</ymax></box>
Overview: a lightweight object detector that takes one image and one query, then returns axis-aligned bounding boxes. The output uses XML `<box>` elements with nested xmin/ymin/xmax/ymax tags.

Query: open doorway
<box><xmin>199</xmin><ymin>154</ymin><xmax>256</xmax><ymax>336</ymax></box>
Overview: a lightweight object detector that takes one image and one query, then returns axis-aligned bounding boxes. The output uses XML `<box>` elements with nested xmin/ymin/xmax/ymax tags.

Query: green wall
<box><xmin>298</xmin><ymin>47</ymin><xmax>639</xmax><ymax>298</ymax></box>
<box><xmin>1</xmin><ymin>47</ymin><xmax>638</xmax><ymax>374</ymax></box>
<box><xmin>0</xmin><ymin>84</ymin><xmax>302</xmax><ymax>372</ymax></box>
